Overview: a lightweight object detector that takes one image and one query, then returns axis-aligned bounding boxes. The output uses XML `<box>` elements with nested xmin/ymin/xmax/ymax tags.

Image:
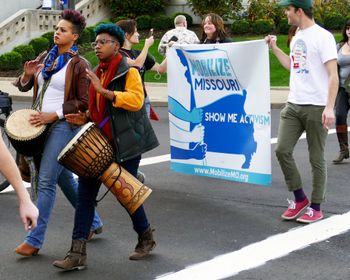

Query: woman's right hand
<box><xmin>23</xmin><ymin>59</ymin><xmax>43</xmax><ymax>77</ymax></box>
<box><xmin>145</xmin><ymin>36</ymin><xmax>154</xmax><ymax>49</ymax></box>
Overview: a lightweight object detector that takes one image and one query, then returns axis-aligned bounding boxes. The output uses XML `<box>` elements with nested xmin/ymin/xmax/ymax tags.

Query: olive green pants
<box><xmin>275</xmin><ymin>103</ymin><xmax>328</xmax><ymax>204</ymax></box>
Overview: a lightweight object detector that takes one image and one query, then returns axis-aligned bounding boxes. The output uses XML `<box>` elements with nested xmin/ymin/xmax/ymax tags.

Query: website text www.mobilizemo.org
<box><xmin>194</xmin><ymin>167</ymin><xmax>249</xmax><ymax>183</ymax></box>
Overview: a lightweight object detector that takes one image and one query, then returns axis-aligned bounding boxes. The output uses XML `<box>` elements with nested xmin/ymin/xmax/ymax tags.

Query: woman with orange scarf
<box><xmin>54</xmin><ymin>23</ymin><xmax>159</xmax><ymax>271</ymax></box>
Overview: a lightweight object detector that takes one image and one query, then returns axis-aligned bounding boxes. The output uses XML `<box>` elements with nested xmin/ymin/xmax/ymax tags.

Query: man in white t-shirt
<box><xmin>158</xmin><ymin>15</ymin><xmax>200</xmax><ymax>57</ymax></box>
<box><xmin>265</xmin><ymin>0</ymin><xmax>338</xmax><ymax>223</ymax></box>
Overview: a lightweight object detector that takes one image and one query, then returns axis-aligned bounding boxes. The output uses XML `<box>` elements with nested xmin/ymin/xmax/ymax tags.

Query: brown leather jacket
<box><xmin>14</xmin><ymin>52</ymin><xmax>89</xmax><ymax>114</ymax></box>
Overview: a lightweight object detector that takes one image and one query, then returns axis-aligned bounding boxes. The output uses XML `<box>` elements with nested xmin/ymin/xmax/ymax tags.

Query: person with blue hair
<box><xmin>53</xmin><ymin>23</ymin><xmax>159</xmax><ymax>271</ymax></box>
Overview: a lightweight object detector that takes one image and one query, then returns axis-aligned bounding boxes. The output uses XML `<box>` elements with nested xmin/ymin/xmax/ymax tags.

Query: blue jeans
<box><xmin>25</xmin><ymin>121</ymin><xmax>103</xmax><ymax>249</ymax></box>
<box><xmin>72</xmin><ymin>155</ymin><xmax>150</xmax><ymax>240</ymax></box>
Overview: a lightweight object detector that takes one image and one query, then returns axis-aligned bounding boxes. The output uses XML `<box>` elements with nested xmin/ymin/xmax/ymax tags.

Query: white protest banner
<box><xmin>167</xmin><ymin>40</ymin><xmax>271</xmax><ymax>186</ymax></box>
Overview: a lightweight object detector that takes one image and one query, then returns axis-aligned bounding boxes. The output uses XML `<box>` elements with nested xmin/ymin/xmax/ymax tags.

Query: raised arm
<box><xmin>127</xmin><ymin>36</ymin><xmax>155</xmax><ymax>68</ymax></box>
<box><xmin>265</xmin><ymin>35</ymin><xmax>291</xmax><ymax>71</ymax></box>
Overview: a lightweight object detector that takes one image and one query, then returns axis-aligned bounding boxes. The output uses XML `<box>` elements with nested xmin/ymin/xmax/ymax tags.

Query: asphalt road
<box><xmin>1</xmin><ymin>102</ymin><xmax>350</xmax><ymax>280</ymax></box>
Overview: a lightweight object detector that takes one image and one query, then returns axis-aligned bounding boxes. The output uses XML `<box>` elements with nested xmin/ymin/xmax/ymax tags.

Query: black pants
<box><xmin>335</xmin><ymin>87</ymin><xmax>350</xmax><ymax>126</ymax></box>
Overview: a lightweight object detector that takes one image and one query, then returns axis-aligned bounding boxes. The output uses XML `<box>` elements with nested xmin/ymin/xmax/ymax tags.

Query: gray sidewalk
<box><xmin>0</xmin><ymin>77</ymin><xmax>289</xmax><ymax>109</ymax></box>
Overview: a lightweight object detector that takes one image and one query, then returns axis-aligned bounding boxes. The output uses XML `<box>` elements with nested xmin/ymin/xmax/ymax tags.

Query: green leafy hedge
<box><xmin>0</xmin><ymin>51</ymin><xmax>22</xmax><ymax>70</ymax></box>
<box><xmin>151</xmin><ymin>15</ymin><xmax>173</xmax><ymax>30</ymax></box>
<box><xmin>29</xmin><ymin>37</ymin><xmax>50</xmax><ymax>56</ymax></box>
<box><xmin>136</xmin><ymin>15</ymin><xmax>152</xmax><ymax>30</ymax></box>
<box><xmin>251</xmin><ymin>19</ymin><xmax>275</xmax><ymax>35</ymax></box>
<box><xmin>231</xmin><ymin>20</ymin><xmax>250</xmax><ymax>35</ymax></box>
<box><xmin>41</xmin><ymin>32</ymin><xmax>54</xmax><ymax>48</ymax></box>
<box><xmin>13</xmin><ymin>45</ymin><xmax>35</xmax><ymax>63</ymax></box>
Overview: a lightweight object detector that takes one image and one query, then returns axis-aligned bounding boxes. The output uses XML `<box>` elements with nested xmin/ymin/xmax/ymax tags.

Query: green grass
<box><xmin>83</xmin><ymin>33</ymin><xmax>341</xmax><ymax>86</ymax></box>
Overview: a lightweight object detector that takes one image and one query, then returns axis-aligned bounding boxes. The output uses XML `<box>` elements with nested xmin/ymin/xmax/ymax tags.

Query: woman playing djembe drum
<box><xmin>13</xmin><ymin>10</ymin><xmax>103</xmax><ymax>257</ymax></box>
<box><xmin>53</xmin><ymin>23</ymin><xmax>159</xmax><ymax>271</ymax></box>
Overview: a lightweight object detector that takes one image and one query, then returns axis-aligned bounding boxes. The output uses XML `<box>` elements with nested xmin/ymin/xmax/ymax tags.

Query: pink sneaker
<box><xmin>281</xmin><ymin>198</ymin><xmax>309</xmax><ymax>220</ymax></box>
<box><xmin>296</xmin><ymin>207</ymin><xmax>323</xmax><ymax>223</ymax></box>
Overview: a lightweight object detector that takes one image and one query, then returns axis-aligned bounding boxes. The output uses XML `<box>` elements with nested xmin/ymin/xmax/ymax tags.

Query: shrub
<box><xmin>107</xmin><ymin>0</ymin><xmax>165</xmax><ymax>18</ymax></box>
<box><xmin>136</xmin><ymin>15</ymin><xmax>152</xmax><ymax>30</ymax></box>
<box><xmin>85</xmin><ymin>26</ymin><xmax>96</xmax><ymax>42</ymax></box>
<box><xmin>13</xmin><ymin>45</ymin><xmax>35</xmax><ymax>63</ymax></box>
<box><xmin>231</xmin><ymin>19</ymin><xmax>250</xmax><ymax>35</ymax></box>
<box><xmin>114</xmin><ymin>16</ymin><xmax>128</xmax><ymax>23</ymax></box>
<box><xmin>41</xmin><ymin>31</ymin><xmax>54</xmax><ymax>48</ymax></box>
<box><xmin>29</xmin><ymin>37</ymin><xmax>50</xmax><ymax>55</ymax></box>
<box><xmin>251</xmin><ymin>19</ymin><xmax>275</xmax><ymax>35</ymax></box>
<box><xmin>151</xmin><ymin>15</ymin><xmax>172</xmax><ymax>30</ymax></box>
<box><xmin>78</xmin><ymin>29</ymin><xmax>92</xmax><ymax>45</ymax></box>
<box><xmin>187</xmin><ymin>0</ymin><xmax>243</xmax><ymax>20</ymax></box>
<box><xmin>171</xmin><ymin>12</ymin><xmax>193</xmax><ymax>27</ymax></box>
<box><xmin>277</xmin><ymin>18</ymin><xmax>290</xmax><ymax>35</ymax></box>
<box><xmin>247</xmin><ymin>0</ymin><xmax>284</xmax><ymax>27</ymax></box>
<box><xmin>0</xmin><ymin>51</ymin><xmax>22</xmax><ymax>70</ymax></box>
<box><xmin>323</xmin><ymin>12</ymin><xmax>345</xmax><ymax>30</ymax></box>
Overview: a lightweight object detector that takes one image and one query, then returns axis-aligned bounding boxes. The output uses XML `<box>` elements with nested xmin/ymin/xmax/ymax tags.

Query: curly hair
<box><xmin>94</xmin><ymin>23</ymin><xmax>125</xmax><ymax>46</ymax></box>
<box><xmin>60</xmin><ymin>9</ymin><xmax>86</xmax><ymax>36</ymax></box>
<box><xmin>116</xmin><ymin>19</ymin><xmax>137</xmax><ymax>36</ymax></box>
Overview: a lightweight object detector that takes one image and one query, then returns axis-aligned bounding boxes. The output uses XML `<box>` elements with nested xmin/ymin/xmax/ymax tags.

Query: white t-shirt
<box><xmin>42</xmin><ymin>0</ymin><xmax>52</xmax><ymax>8</ymax></box>
<box><xmin>38</xmin><ymin>59</ymin><xmax>71</xmax><ymax>119</ymax></box>
<box><xmin>288</xmin><ymin>24</ymin><xmax>337</xmax><ymax>105</ymax></box>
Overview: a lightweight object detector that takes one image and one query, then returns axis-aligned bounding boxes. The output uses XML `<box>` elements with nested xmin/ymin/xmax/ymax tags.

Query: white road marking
<box><xmin>156</xmin><ymin>211</ymin><xmax>350</xmax><ymax>280</ymax></box>
<box><xmin>0</xmin><ymin>128</ymin><xmax>338</xmax><ymax>192</ymax></box>
<box><xmin>140</xmin><ymin>154</ymin><xmax>171</xmax><ymax>166</ymax></box>
<box><xmin>1</xmin><ymin>128</ymin><xmax>346</xmax><ymax>279</ymax></box>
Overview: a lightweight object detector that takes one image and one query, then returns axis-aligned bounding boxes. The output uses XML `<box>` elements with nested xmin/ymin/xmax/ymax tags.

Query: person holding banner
<box><xmin>0</xmin><ymin>134</ymin><xmax>38</xmax><ymax>231</ymax></box>
<box><xmin>53</xmin><ymin>23</ymin><xmax>159</xmax><ymax>271</ymax></box>
<box><xmin>200</xmin><ymin>13</ymin><xmax>232</xmax><ymax>44</ymax></box>
<box><xmin>266</xmin><ymin>0</ymin><xmax>338</xmax><ymax>223</ymax></box>
<box><xmin>333</xmin><ymin>20</ymin><xmax>350</xmax><ymax>164</ymax></box>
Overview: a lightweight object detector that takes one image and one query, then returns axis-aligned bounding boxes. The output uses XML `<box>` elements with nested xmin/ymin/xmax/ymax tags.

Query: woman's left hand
<box><xmin>86</xmin><ymin>68</ymin><xmax>104</xmax><ymax>93</ymax></box>
<box><xmin>29</xmin><ymin>112</ymin><xmax>58</xmax><ymax>126</ymax></box>
<box><xmin>65</xmin><ymin>111</ymin><xmax>87</xmax><ymax>126</ymax></box>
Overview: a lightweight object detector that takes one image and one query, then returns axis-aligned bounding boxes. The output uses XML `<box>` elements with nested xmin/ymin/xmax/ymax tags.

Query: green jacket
<box><xmin>106</xmin><ymin>58</ymin><xmax>159</xmax><ymax>163</ymax></box>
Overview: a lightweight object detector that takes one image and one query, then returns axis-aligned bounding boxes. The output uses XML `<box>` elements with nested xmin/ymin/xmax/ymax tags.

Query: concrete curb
<box><xmin>1</xmin><ymin>77</ymin><xmax>289</xmax><ymax>108</ymax></box>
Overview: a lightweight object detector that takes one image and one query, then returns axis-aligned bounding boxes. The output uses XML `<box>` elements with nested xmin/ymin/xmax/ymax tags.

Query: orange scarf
<box><xmin>88</xmin><ymin>53</ymin><xmax>123</xmax><ymax>139</ymax></box>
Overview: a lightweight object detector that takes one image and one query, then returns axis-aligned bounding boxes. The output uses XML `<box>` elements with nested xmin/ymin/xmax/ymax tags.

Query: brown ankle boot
<box><xmin>129</xmin><ymin>228</ymin><xmax>156</xmax><ymax>260</ymax></box>
<box><xmin>333</xmin><ymin>127</ymin><xmax>349</xmax><ymax>164</ymax></box>
<box><xmin>53</xmin><ymin>240</ymin><xmax>87</xmax><ymax>271</ymax></box>
<box><xmin>333</xmin><ymin>149</ymin><xmax>350</xmax><ymax>164</ymax></box>
<box><xmin>15</xmin><ymin>242</ymin><xmax>39</xmax><ymax>257</ymax></box>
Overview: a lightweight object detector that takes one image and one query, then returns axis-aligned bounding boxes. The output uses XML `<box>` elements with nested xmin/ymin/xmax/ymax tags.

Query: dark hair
<box><xmin>94</xmin><ymin>23</ymin><xmax>125</xmax><ymax>46</ymax></box>
<box><xmin>340</xmin><ymin>20</ymin><xmax>350</xmax><ymax>45</ymax></box>
<box><xmin>116</xmin><ymin>19</ymin><xmax>137</xmax><ymax>36</ymax></box>
<box><xmin>292</xmin><ymin>6</ymin><xmax>313</xmax><ymax>20</ymax></box>
<box><xmin>201</xmin><ymin>13</ymin><xmax>228</xmax><ymax>42</ymax></box>
<box><xmin>60</xmin><ymin>9</ymin><xmax>86</xmax><ymax>36</ymax></box>
<box><xmin>287</xmin><ymin>25</ymin><xmax>298</xmax><ymax>48</ymax></box>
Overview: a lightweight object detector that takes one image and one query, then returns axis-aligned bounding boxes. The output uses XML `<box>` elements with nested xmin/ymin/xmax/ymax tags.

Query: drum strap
<box><xmin>95</xmin><ymin>165</ymin><xmax>122</xmax><ymax>203</ymax></box>
<box><xmin>98</xmin><ymin>116</ymin><xmax>110</xmax><ymax>129</ymax></box>
<box><xmin>32</xmin><ymin>78</ymin><xmax>51</xmax><ymax>110</ymax></box>
<box><xmin>24</xmin><ymin>156</ymin><xmax>39</xmax><ymax>202</ymax></box>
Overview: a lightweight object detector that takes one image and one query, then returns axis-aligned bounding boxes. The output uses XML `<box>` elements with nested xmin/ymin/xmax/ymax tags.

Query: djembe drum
<box><xmin>5</xmin><ymin>109</ymin><xmax>48</xmax><ymax>156</ymax></box>
<box><xmin>57</xmin><ymin>122</ymin><xmax>152</xmax><ymax>214</ymax></box>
